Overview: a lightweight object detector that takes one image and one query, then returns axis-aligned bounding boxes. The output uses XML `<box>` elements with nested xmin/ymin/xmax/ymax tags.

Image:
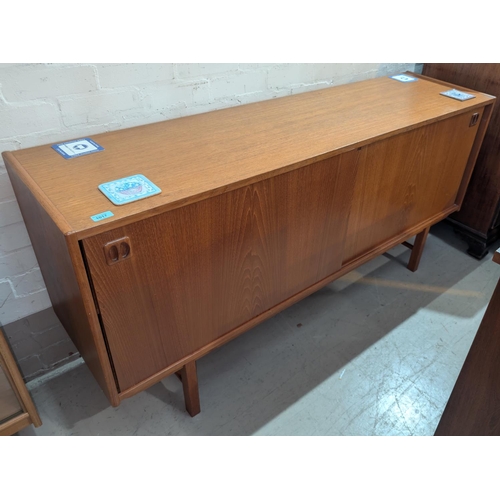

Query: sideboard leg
<box><xmin>178</xmin><ymin>361</ymin><xmax>201</xmax><ymax>417</ymax></box>
<box><xmin>407</xmin><ymin>226</ymin><xmax>431</xmax><ymax>272</ymax></box>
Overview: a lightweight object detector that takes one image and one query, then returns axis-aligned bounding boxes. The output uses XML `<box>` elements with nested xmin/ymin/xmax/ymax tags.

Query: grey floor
<box><xmin>19</xmin><ymin>222</ymin><xmax>500</xmax><ymax>436</ymax></box>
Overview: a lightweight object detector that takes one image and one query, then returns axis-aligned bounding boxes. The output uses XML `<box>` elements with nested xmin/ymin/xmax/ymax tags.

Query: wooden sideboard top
<box><xmin>2</xmin><ymin>73</ymin><xmax>495</xmax><ymax>238</ymax></box>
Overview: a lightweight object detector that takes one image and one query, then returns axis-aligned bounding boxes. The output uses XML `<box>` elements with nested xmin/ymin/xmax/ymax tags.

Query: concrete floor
<box><xmin>19</xmin><ymin>222</ymin><xmax>500</xmax><ymax>436</ymax></box>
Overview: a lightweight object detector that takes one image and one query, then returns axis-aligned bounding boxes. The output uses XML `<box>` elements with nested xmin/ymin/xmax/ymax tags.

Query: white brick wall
<box><xmin>1</xmin><ymin>64</ymin><xmax>98</xmax><ymax>101</ymax></box>
<box><xmin>0</xmin><ymin>63</ymin><xmax>415</xmax><ymax>324</ymax></box>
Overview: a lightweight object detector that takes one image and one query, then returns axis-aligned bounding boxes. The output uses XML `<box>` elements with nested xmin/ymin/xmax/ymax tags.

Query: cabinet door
<box><xmin>342</xmin><ymin>110</ymin><xmax>483</xmax><ymax>263</ymax></box>
<box><xmin>82</xmin><ymin>152</ymin><xmax>359</xmax><ymax>391</ymax></box>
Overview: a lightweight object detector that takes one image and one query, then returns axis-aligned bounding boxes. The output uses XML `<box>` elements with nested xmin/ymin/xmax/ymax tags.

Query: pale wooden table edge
<box><xmin>0</xmin><ymin>412</ymin><xmax>32</xmax><ymax>437</ymax></box>
<box><xmin>0</xmin><ymin>327</ymin><xmax>42</xmax><ymax>434</ymax></box>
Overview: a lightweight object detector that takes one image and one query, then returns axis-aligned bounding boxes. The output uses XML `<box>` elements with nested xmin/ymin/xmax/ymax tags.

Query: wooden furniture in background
<box><xmin>3</xmin><ymin>74</ymin><xmax>494</xmax><ymax>416</ymax></box>
<box><xmin>435</xmin><ymin>249</ymin><xmax>500</xmax><ymax>435</ymax></box>
<box><xmin>0</xmin><ymin>327</ymin><xmax>41</xmax><ymax>435</ymax></box>
<box><xmin>422</xmin><ymin>64</ymin><xmax>500</xmax><ymax>258</ymax></box>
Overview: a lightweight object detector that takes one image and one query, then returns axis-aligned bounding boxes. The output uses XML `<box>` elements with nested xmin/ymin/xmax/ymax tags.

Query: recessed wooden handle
<box><xmin>470</xmin><ymin>112</ymin><xmax>480</xmax><ymax>127</ymax></box>
<box><xmin>120</xmin><ymin>241</ymin><xmax>130</xmax><ymax>258</ymax></box>
<box><xmin>108</xmin><ymin>245</ymin><xmax>118</xmax><ymax>263</ymax></box>
<box><xmin>103</xmin><ymin>237</ymin><xmax>132</xmax><ymax>265</ymax></box>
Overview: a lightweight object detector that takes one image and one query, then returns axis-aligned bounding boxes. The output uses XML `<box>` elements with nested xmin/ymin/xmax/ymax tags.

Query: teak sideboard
<box><xmin>3</xmin><ymin>73</ymin><xmax>495</xmax><ymax>416</ymax></box>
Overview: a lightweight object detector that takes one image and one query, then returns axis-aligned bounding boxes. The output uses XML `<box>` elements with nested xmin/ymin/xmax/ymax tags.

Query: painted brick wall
<box><xmin>2</xmin><ymin>308</ymin><xmax>79</xmax><ymax>381</ymax></box>
<box><xmin>0</xmin><ymin>63</ymin><xmax>416</xmax><ymax>379</ymax></box>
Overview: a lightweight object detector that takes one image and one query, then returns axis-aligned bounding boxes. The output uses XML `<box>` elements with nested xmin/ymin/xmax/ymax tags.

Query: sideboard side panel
<box><xmin>5</xmin><ymin>166</ymin><xmax>119</xmax><ymax>405</ymax></box>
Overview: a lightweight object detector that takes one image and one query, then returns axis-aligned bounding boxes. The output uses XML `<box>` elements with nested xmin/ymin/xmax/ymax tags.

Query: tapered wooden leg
<box><xmin>407</xmin><ymin>226</ymin><xmax>431</xmax><ymax>272</ymax></box>
<box><xmin>177</xmin><ymin>361</ymin><xmax>201</xmax><ymax>417</ymax></box>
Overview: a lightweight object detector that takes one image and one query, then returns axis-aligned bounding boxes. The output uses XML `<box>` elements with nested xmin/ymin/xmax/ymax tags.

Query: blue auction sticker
<box><xmin>90</xmin><ymin>211</ymin><xmax>114</xmax><ymax>222</ymax></box>
<box><xmin>52</xmin><ymin>138</ymin><xmax>104</xmax><ymax>159</ymax></box>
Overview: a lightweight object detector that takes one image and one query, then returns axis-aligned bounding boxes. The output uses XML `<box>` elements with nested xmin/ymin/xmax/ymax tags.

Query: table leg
<box><xmin>177</xmin><ymin>361</ymin><xmax>201</xmax><ymax>417</ymax></box>
<box><xmin>407</xmin><ymin>226</ymin><xmax>431</xmax><ymax>272</ymax></box>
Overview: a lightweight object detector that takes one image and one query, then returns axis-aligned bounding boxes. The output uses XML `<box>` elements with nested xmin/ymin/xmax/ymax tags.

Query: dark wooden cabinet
<box><xmin>3</xmin><ymin>74</ymin><xmax>495</xmax><ymax>416</ymax></box>
<box><xmin>435</xmin><ymin>250</ymin><xmax>500</xmax><ymax>435</ymax></box>
<box><xmin>422</xmin><ymin>64</ymin><xmax>500</xmax><ymax>258</ymax></box>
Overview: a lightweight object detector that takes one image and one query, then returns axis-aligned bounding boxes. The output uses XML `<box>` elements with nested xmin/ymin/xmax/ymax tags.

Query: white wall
<box><xmin>0</xmin><ymin>63</ymin><xmax>416</xmax><ymax>324</ymax></box>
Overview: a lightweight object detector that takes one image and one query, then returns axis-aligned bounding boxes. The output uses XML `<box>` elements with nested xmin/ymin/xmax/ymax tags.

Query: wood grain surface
<box><xmin>2</xmin><ymin>74</ymin><xmax>494</xmax><ymax>238</ymax></box>
<box><xmin>7</xmin><ymin>168</ymin><xmax>119</xmax><ymax>405</ymax></box>
<box><xmin>179</xmin><ymin>361</ymin><xmax>201</xmax><ymax>417</ymax></box>
<box><xmin>83</xmin><ymin>102</ymin><xmax>486</xmax><ymax>393</ymax></box>
<box><xmin>435</xmin><ymin>251</ymin><xmax>500</xmax><ymax>435</ymax></box>
<box><xmin>0</xmin><ymin>327</ymin><xmax>41</xmax><ymax>433</ymax></box>
<box><xmin>117</xmin><ymin>202</ymin><xmax>460</xmax><ymax>403</ymax></box>
<box><xmin>407</xmin><ymin>227</ymin><xmax>431</xmax><ymax>272</ymax></box>
<box><xmin>82</xmin><ymin>154</ymin><xmax>358</xmax><ymax>390</ymax></box>
<box><xmin>0</xmin><ymin>366</ymin><xmax>21</xmax><ymax>423</ymax></box>
<box><xmin>343</xmin><ymin>111</ymin><xmax>481</xmax><ymax>263</ymax></box>
<box><xmin>0</xmin><ymin>413</ymin><xmax>32</xmax><ymax>436</ymax></box>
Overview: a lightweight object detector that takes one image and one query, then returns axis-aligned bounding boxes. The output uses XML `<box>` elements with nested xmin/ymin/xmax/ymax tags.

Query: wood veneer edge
<box><xmin>66</xmin><ymin>233</ymin><xmax>121</xmax><ymax>406</ymax></box>
<box><xmin>0</xmin><ymin>351</ymin><xmax>24</xmax><ymax>413</ymax></box>
<box><xmin>2</xmin><ymin>151</ymin><xmax>73</xmax><ymax>235</ymax></box>
<box><xmin>0</xmin><ymin>412</ymin><xmax>32</xmax><ymax>436</ymax></box>
<box><xmin>409</xmin><ymin>71</ymin><xmax>497</xmax><ymax>99</ymax></box>
<box><xmin>0</xmin><ymin>328</ymin><xmax>42</xmax><ymax>427</ymax></box>
<box><xmin>455</xmin><ymin>103</ymin><xmax>495</xmax><ymax>208</ymax></box>
<box><xmin>5</xmin><ymin>164</ymin><xmax>119</xmax><ymax>408</ymax></box>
